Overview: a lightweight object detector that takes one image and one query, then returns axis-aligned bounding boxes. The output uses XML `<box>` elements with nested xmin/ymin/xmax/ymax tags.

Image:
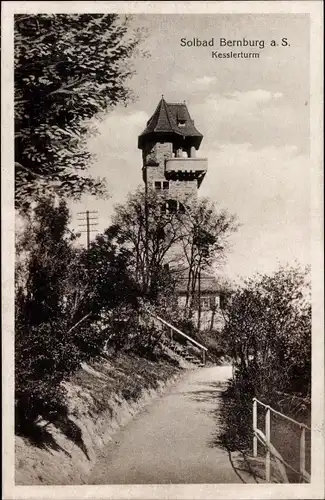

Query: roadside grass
<box><xmin>72</xmin><ymin>351</ymin><xmax>182</xmax><ymax>406</ymax></box>
<box><xmin>214</xmin><ymin>376</ymin><xmax>254</xmax><ymax>453</ymax></box>
<box><xmin>17</xmin><ymin>348</ymin><xmax>183</xmax><ymax>455</ymax></box>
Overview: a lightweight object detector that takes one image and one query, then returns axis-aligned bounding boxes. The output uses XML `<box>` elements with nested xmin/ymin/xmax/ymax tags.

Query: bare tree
<box><xmin>112</xmin><ymin>187</ymin><xmax>184</xmax><ymax>300</ymax></box>
<box><xmin>176</xmin><ymin>197</ymin><xmax>238</xmax><ymax>322</ymax></box>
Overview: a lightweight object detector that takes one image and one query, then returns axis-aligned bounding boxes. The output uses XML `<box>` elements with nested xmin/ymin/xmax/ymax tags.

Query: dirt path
<box><xmin>88</xmin><ymin>365</ymin><xmax>256</xmax><ymax>484</ymax></box>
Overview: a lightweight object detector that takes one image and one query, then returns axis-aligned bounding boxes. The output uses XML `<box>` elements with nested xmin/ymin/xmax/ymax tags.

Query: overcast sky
<box><xmin>69</xmin><ymin>13</ymin><xmax>310</xmax><ymax>282</ymax></box>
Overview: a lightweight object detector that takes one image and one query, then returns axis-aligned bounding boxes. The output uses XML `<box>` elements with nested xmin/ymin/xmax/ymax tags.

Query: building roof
<box><xmin>138</xmin><ymin>97</ymin><xmax>203</xmax><ymax>150</ymax></box>
<box><xmin>174</xmin><ymin>269</ymin><xmax>222</xmax><ymax>294</ymax></box>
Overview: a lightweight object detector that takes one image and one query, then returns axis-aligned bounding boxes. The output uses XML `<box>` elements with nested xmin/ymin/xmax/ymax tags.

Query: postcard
<box><xmin>2</xmin><ymin>1</ymin><xmax>324</xmax><ymax>499</ymax></box>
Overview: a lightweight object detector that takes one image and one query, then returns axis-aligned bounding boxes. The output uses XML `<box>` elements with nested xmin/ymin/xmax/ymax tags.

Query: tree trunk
<box><xmin>197</xmin><ymin>269</ymin><xmax>201</xmax><ymax>330</ymax></box>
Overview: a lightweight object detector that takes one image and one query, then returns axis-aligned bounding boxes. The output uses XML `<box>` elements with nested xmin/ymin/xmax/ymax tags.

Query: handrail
<box><xmin>253</xmin><ymin>397</ymin><xmax>310</xmax><ymax>430</ymax></box>
<box><xmin>253</xmin><ymin>398</ymin><xmax>311</xmax><ymax>483</ymax></box>
<box><xmin>254</xmin><ymin>429</ymin><xmax>289</xmax><ymax>482</ymax></box>
<box><xmin>149</xmin><ymin>312</ymin><xmax>208</xmax><ymax>351</ymax></box>
<box><xmin>255</xmin><ymin>428</ymin><xmax>310</xmax><ymax>482</ymax></box>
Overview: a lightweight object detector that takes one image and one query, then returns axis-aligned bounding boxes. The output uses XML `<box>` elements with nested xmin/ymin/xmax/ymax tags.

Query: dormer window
<box><xmin>177</xmin><ymin>108</ymin><xmax>187</xmax><ymax>128</ymax></box>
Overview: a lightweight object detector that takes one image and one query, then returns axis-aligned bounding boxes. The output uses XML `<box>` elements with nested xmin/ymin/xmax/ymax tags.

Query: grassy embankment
<box><xmin>15</xmin><ymin>348</ymin><xmax>186</xmax><ymax>485</ymax></box>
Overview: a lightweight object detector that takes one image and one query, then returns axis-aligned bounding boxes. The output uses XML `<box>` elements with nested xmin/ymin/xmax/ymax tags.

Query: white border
<box><xmin>2</xmin><ymin>2</ymin><xmax>324</xmax><ymax>499</ymax></box>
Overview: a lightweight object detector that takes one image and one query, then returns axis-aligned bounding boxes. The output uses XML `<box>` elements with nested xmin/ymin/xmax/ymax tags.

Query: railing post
<box><xmin>170</xmin><ymin>326</ymin><xmax>173</xmax><ymax>342</ymax></box>
<box><xmin>300</xmin><ymin>426</ymin><xmax>306</xmax><ymax>477</ymax></box>
<box><xmin>253</xmin><ymin>398</ymin><xmax>257</xmax><ymax>458</ymax></box>
<box><xmin>265</xmin><ymin>406</ymin><xmax>271</xmax><ymax>482</ymax></box>
<box><xmin>202</xmin><ymin>349</ymin><xmax>206</xmax><ymax>365</ymax></box>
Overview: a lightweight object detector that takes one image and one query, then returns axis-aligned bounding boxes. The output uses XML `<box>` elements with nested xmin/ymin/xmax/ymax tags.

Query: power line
<box><xmin>77</xmin><ymin>210</ymin><xmax>99</xmax><ymax>250</ymax></box>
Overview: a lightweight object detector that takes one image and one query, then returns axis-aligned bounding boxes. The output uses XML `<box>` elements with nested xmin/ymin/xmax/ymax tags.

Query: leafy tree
<box><xmin>16</xmin><ymin>196</ymin><xmax>76</xmax><ymax>327</ymax></box>
<box><xmin>14</xmin><ymin>14</ymin><xmax>146</xmax><ymax>211</ymax></box>
<box><xmin>65</xmin><ymin>225</ymin><xmax>141</xmax><ymax>325</ymax></box>
<box><xmin>15</xmin><ymin>197</ymin><xmax>82</xmax><ymax>431</ymax></box>
<box><xmin>217</xmin><ymin>265</ymin><xmax>311</xmax><ymax>457</ymax></box>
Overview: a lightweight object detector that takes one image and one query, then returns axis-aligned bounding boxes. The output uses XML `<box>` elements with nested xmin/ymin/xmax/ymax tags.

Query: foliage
<box><xmin>15</xmin><ymin>198</ymin><xmax>81</xmax><ymax>430</ymax></box>
<box><xmin>15</xmin><ymin>197</ymin><xmax>168</xmax><ymax>436</ymax></box>
<box><xmin>16</xmin><ymin>196</ymin><xmax>76</xmax><ymax>326</ymax></box>
<box><xmin>63</xmin><ymin>225</ymin><xmax>141</xmax><ymax>325</ymax></box>
<box><xmin>217</xmin><ymin>376</ymin><xmax>254</xmax><ymax>453</ymax></box>
<box><xmin>222</xmin><ymin>264</ymin><xmax>311</xmax><ymax>400</ymax></box>
<box><xmin>217</xmin><ymin>265</ymin><xmax>311</xmax><ymax>457</ymax></box>
<box><xmin>15</xmin><ymin>14</ymin><xmax>146</xmax><ymax>211</ymax></box>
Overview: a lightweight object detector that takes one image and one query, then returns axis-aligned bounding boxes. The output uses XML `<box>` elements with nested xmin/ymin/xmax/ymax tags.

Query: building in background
<box><xmin>175</xmin><ymin>270</ymin><xmax>225</xmax><ymax>332</ymax></box>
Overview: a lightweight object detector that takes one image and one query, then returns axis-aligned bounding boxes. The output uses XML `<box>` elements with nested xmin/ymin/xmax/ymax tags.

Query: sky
<box><xmin>69</xmin><ymin>13</ymin><xmax>310</xmax><ymax>282</ymax></box>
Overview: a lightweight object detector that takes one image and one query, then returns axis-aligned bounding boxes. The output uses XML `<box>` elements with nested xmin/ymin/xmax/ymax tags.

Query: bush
<box><xmin>15</xmin><ymin>319</ymin><xmax>81</xmax><ymax>429</ymax></box>
<box><xmin>218</xmin><ymin>265</ymin><xmax>311</xmax><ymax>454</ymax></box>
<box><xmin>222</xmin><ymin>265</ymin><xmax>311</xmax><ymax>399</ymax></box>
<box><xmin>15</xmin><ymin>198</ymin><xmax>141</xmax><ymax>438</ymax></box>
<box><xmin>217</xmin><ymin>376</ymin><xmax>254</xmax><ymax>452</ymax></box>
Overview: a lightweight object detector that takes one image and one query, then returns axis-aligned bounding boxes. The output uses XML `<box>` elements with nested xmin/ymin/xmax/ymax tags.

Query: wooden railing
<box><xmin>253</xmin><ymin>397</ymin><xmax>311</xmax><ymax>483</ymax></box>
<box><xmin>148</xmin><ymin>312</ymin><xmax>208</xmax><ymax>365</ymax></box>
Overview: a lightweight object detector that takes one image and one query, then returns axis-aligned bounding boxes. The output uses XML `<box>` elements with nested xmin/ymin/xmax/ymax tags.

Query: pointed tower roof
<box><xmin>138</xmin><ymin>97</ymin><xmax>203</xmax><ymax>150</ymax></box>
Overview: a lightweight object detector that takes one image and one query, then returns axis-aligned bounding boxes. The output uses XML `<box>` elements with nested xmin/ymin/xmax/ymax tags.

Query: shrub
<box><xmin>222</xmin><ymin>265</ymin><xmax>311</xmax><ymax>399</ymax></box>
<box><xmin>218</xmin><ymin>265</ymin><xmax>311</xmax><ymax>454</ymax></box>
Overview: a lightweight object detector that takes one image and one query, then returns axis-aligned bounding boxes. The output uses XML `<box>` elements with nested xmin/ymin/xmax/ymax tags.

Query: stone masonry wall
<box><xmin>144</xmin><ymin>141</ymin><xmax>198</xmax><ymax>201</ymax></box>
<box><xmin>169</xmin><ymin>179</ymin><xmax>198</xmax><ymax>202</ymax></box>
<box><xmin>145</xmin><ymin>142</ymin><xmax>173</xmax><ymax>191</ymax></box>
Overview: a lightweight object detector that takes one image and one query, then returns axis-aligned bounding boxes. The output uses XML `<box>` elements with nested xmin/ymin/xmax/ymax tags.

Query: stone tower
<box><xmin>138</xmin><ymin>97</ymin><xmax>208</xmax><ymax>210</ymax></box>
<box><xmin>138</xmin><ymin>98</ymin><xmax>222</xmax><ymax>331</ymax></box>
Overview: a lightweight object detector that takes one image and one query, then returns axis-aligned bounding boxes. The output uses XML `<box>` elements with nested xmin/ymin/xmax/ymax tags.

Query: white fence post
<box><xmin>300</xmin><ymin>426</ymin><xmax>306</xmax><ymax>477</ymax></box>
<box><xmin>253</xmin><ymin>398</ymin><xmax>258</xmax><ymax>457</ymax></box>
<box><xmin>252</xmin><ymin>398</ymin><xmax>310</xmax><ymax>484</ymax></box>
<box><xmin>265</xmin><ymin>406</ymin><xmax>271</xmax><ymax>482</ymax></box>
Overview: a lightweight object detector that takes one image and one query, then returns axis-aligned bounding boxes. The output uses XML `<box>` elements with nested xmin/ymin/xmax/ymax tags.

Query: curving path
<box><xmin>88</xmin><ymin>365</ymin><xmax>257</xmax><ymax>484</ymax></box>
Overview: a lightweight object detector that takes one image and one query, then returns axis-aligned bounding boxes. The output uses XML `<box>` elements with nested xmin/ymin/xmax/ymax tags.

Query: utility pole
<box><xmin>77</xmin><ymin>210</ymin><xmax>99</xmax><ymax>250</ymax></box>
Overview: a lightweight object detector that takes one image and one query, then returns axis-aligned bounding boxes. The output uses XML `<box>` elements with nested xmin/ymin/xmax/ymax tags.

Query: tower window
<box><xmin>160</xmin><ymin>199</ymin><xmax>186</xmax><ymax>214</ymax></box>
<box><xmin>154</xmin><ymin>181</ymin><xmax>169</xmax><ymax>191</ymax></box>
